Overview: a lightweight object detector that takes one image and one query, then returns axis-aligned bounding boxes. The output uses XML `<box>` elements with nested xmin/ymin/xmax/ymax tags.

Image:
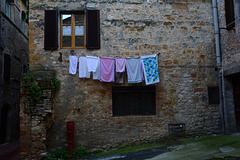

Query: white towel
<box><xmin>93</xmin><ymin>57</ymin><xmax>101</xmax><ymax>80</ymax></box>
<box><xmin>126</xmin><ymin>57</ymin><xmax>143</xmax><ymax>83</ymax></box>
<box><xmin>69</xmin><ymin>56</ymin><xmax>78</xmax><ymax>75</ymax></box>
<box><xmin>87</xmin><ymin>56</ymin><xmax>99</xmax><ymax>72</ymax></box>
<box><xmin>79</xmin><ymin>57</ymin><xmax>90</xmax><ymax>78</ymax></box>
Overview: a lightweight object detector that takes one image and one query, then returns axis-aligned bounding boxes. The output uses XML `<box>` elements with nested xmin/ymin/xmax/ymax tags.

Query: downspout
<box><xmin>212</xmin><ymin>0</ymin><xmax>221</xmax><ymax>66</ymax></box>
<box><xmin>212</xmin><ymin>0</ymin><xmax>226</xmax><ymax>133</ymax></box>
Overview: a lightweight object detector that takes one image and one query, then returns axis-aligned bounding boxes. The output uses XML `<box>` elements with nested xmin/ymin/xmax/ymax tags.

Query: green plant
<box><xmin>73</xmin><ymin>147</ymin><xmax>91</xmax><ymax>158</ymax></box>
<box><xmin>52</xmin><ymin>77</ymin><xmax>61</xmax><ymax>89</ymax></box>
<box><xmin>44</xmin><ymin>155</ymin><xmax>57</xmax><ymax>160</ymax></box>
<box><xmin>24</xmin><ymin>82</ymin><xmax>42</xmax><ymax>103</ymax></box>
<box><xmin>23</xmin><ymin>75</ymin><xmax>35</xmax><ymax>81</ymax></box>
<box><xmin>51</xmin><ymin>149</ymin><xmax>69</xmax><ymax>159</ymax></box>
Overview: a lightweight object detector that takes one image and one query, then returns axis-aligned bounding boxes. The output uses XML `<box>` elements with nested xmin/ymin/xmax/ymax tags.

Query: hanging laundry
<box><xmin>87</xmin><ymin>56</ymin><xmax>99</xmax><ymax>72</ymax></box>
<box><xmin>69</xmin><ymin>56</ymin><xmax>78</xmax><ymax>75</ymax></box>
<box><xmin>141</xmin><ymin>64</ymin><xmax>145</xmax><ymax>81</ymax></box>
<box><xmin>79</xmin><ymin>57</ymin><xmax>90</xmax><ymax>78</ymax></box>
<box><xmin>100</xmin><ymin>57</ymin><xmax>114</xmax><ymax>82</ymax></box>
<box><xmin>115</xmin><ymin>57</ymin><xmax>126</xmax><ymax>73</ymax></box>
<box><xmin>115</xmin><ymin>72</ymin><xmax>125</xmax><ymax>83</ymax></box>
<box><xmin>141</xmin><ymin>54</ymin><xmax>160</xmax><ymax>85</ymax></box>
<box><xmin>126</xmin><ymin>57</ymin><xmax>143</xmax><ymax>83</ymax></box>
<box><xmin>93</xmin><ymin>57</ymin><xmax>101</xmax><ymax>80</ymax></box>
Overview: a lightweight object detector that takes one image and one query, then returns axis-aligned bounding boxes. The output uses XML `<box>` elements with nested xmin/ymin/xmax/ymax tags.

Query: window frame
<box><xmin>207</xmin><ymin>86</ymin><xmax>220</xmax><ymax>104</ymax></box>
<box><xmin>60</xmin><ymin>11</ymin><xmax>85</xmax><ymax>49</ymax></box>
<box><xmin>225</xmin><ymin>0</ymin><xmax>236</xmax><ymax>30</ymax></box>
<box><xmin>5</xmin><ymin>0</ymin><xmax>11</xmax><ymax>19</ymax></box>
<box><xmin>234</xmin><ymin>0</ymin><xmax>240</xmax><ymax>22</ymax></box>
<box><xmin>4</xmin><ymin>54</ymin><xmax>11</xmax><ymax>81</ymax></box>
<box><xmin>112</xmin><ymin>86</ymin><xmax>156</xmax><ymax>116</ymax></box>
<box><xmin>21</xmin><ymin>11</ymin><xmax>26</xmax><ymax>33</ymax></box>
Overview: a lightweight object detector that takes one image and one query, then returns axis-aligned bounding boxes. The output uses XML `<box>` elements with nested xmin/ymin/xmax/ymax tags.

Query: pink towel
<box><xmin>115</xmin><ymin>58</ymin><xmax>126</xmax><ymax>72</ymax></box>
<box><xmin>100</xmin><ymin>57</ymin><xmax>114</xmax><ymax>82</ymax></box>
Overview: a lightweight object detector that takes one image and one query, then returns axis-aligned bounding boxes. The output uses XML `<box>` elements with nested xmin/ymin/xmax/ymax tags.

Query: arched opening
<box><xmin>0</xmin><ymin>104</ymin><xmax>10</xmax><ymax>144</ymax></box>
<box><xmin>21</xmin><ymin>11</ymin><xmax>26</xmax><ymax>21</ymax></box>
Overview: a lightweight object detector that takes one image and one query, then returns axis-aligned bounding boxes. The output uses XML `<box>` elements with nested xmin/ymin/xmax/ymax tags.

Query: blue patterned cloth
<box><xmin>141</xmin><ymin>54</ymin><xmax>160</xmax><ymax>85</ymax></box>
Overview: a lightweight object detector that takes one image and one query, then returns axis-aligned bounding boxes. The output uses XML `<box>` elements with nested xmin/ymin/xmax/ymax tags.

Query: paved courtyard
<box><xmin>90</xmin><ymin>134</ymin><xmax>240</xmax><ymax>160</ymax></box>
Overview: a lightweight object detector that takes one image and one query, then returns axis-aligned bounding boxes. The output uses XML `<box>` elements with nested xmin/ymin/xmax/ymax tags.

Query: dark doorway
<box><xmin>232</xmin><ymin>74</ymin><xmax>240</xmax><ymax>132</ymax></box>
<box><xmin>0</xmin><ymin>104</ymin><xmax>10</xmax><ymax>144</ymax></box>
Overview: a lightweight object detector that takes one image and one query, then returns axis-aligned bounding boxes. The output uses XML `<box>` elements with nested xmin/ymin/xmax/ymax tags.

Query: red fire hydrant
<box><xmin>67</xmin><ymin>121</ymin><xmax>74</xmax><ymax>158</ymax></box>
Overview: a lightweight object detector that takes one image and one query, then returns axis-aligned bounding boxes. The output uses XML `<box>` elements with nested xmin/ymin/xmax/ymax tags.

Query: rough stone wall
<box><xmin>223</xmin><ymin>76</ymin><xmax>237</xmax><ymax>133</ymax></box>
<box><xmin>19</xmin><ymin>71</ymin><xmax>56</xmax><ymax>159</ymax></box>
<box><xmin>0</xmin><ymin>0</ymin><xmax>28</xmax><ymax>144</ymax></box>
<box><xmin>28</xmin><ymin>0</ymin><xmax>222</xmax><ymax>155</ymax></box>
<box><xmin>218</xmin><ymin>0</ymin><xmax>240</xmax><ymax>71</ymax></box>
<box><xmin>217</xmin><ymin>0</ymin><xmax>240</xmax><ymax>133</ymax></box>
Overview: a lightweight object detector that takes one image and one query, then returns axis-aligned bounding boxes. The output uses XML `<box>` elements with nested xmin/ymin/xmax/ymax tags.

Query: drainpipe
<box><xmin>212</xmin><ymin>0</ymin><xmax>226</xmax><ymax>133</ymax></box>
<box><xmin>212</xmin><ymin>0</ymin><xmax>221</xmax><ymax>66</ymax></box>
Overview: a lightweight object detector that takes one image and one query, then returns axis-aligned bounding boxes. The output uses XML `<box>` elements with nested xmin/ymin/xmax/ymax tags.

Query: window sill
<box><xmin>111</xmin><ymin>115</ymin><xmax>156</xmax><ymax>121</ymax></box>
<box><xmin>60</xmin><ymin>47</ymin><xmax>85</xmax><ymax>49</ymax></box>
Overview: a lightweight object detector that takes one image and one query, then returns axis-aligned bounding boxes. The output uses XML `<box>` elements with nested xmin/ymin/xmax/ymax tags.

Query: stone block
<box><xmin>173</xmin><ymin>3</ymin><xmax>188</xmax><ymax>10</ymax></box>
<box><xmin>194</xmin><ymin>88</ymin><xmax>204</xmax><ymax>92</ymax></box>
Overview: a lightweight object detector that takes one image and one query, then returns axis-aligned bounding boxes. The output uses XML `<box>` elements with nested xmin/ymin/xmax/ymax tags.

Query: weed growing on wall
<box><xmin>24</xmin><ymin>81</ymin><xmax>42</xmax><ymax>103</ymax></box>
<box><xmin>22</xmin><ymin>69</ymin><xmax>61</xmax><ymax>113</ymax></box>
<box><xmin>23</xmin><ymin>75</ymin><xmax>42</xmax><ymax>109</ymax></box>
<box><xmin>52</xmin><ymin>77</ymin><xmax>61</xmax><ymax>89</ymax></box>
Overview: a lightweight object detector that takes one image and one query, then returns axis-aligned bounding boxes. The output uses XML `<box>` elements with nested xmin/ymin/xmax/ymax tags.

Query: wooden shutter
<box><xmin>225</xmin><ymin>0</ymin><xmax>235</xmax><ymax>30</ymax></box>
<box><xmin>208</xmin><ymin>86</ymin><xmax>220</xmax><ymax>104</ymax></box>
<box><xmin>4</xmin><ymin>54</ymin><xmax>11</xmax><ymax>81</ymax></box>
<box><xmin>44</xmin><ymin>10</ymin><xmax>58</xmax><ymax>50</ymax></box>
<box><xmin>86</xmin><ymin>10</ymin><xmax>100</xmax><ymax>49</ymax></box>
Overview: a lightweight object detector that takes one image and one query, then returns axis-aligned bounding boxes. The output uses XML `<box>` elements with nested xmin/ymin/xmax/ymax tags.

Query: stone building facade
<box><xmin>217</xmin><ymin>0</ymin><xmax>240</xmax><ymax>133</ymax></box>
<box><xmin>0</xmin><ymin>0</ymin><xmax>28</xmax><ymax>145</ymax></box>
<box><xmin>0</xmin><ymin>0</ymin><xmax>28</xmax><ymax>158</ymax></box>
<box><xmin>23</xmin><ymin>0</ymin><xmax>223</xmax><ymax>158</ymax></box>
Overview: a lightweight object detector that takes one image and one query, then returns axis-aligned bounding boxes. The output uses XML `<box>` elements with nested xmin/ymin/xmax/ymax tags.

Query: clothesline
<box><xmin>74</xmin><ymin>53</ymin><xmax>161</xmax><ymax>58</ymax></box>
<box><xmin>69</xmin><ymin>54</ymin><xmax>160</xmax><ymax>85</ymax></box>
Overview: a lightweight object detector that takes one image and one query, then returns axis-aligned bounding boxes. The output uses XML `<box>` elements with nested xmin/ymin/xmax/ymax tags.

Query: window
<box><xmin>4</xmin><ymin>54</ymin><xmax>11</xmax><ymax>81</ymax></box>
<box><xmin>44</xmin><ymin>10</ymin><xmax>100</xmax><ymax>50</ymax></box>
<box><xmin>22</xmin><ymin>0</ymin><xmax>27</xmax><ymax>6</ymax></box>
<box><xmin>112</xmin><ymin>86</ymin><xmax>156</xmax><ymax>116</ymax></box>
<box><xmin>208</xmin><ymin>86</ymin><xmax>220</xmax><ymax>104</ymax></box>
<box><xmin>61</xmin><ymin>12</ymin><xmax>85</xmax><ymax>49</ymax></box>
<box><xmin>21</xmin><ymin>11</ymin><xmax>26</xmax><ymax>33</ymax></box>
<box><xmin>5</xmin><ymin>0</ymin><xmax>11</xmax><ymax>19</ymax></box>
<box><xmin>225</xmin><ymin>0</ymin><xmax>235</xmax><ymax>30</ymax></box>
<box><xmin>235</xmin><ymin>0</ymin><xmax>240</xmax><ymax>22</ymax></box>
